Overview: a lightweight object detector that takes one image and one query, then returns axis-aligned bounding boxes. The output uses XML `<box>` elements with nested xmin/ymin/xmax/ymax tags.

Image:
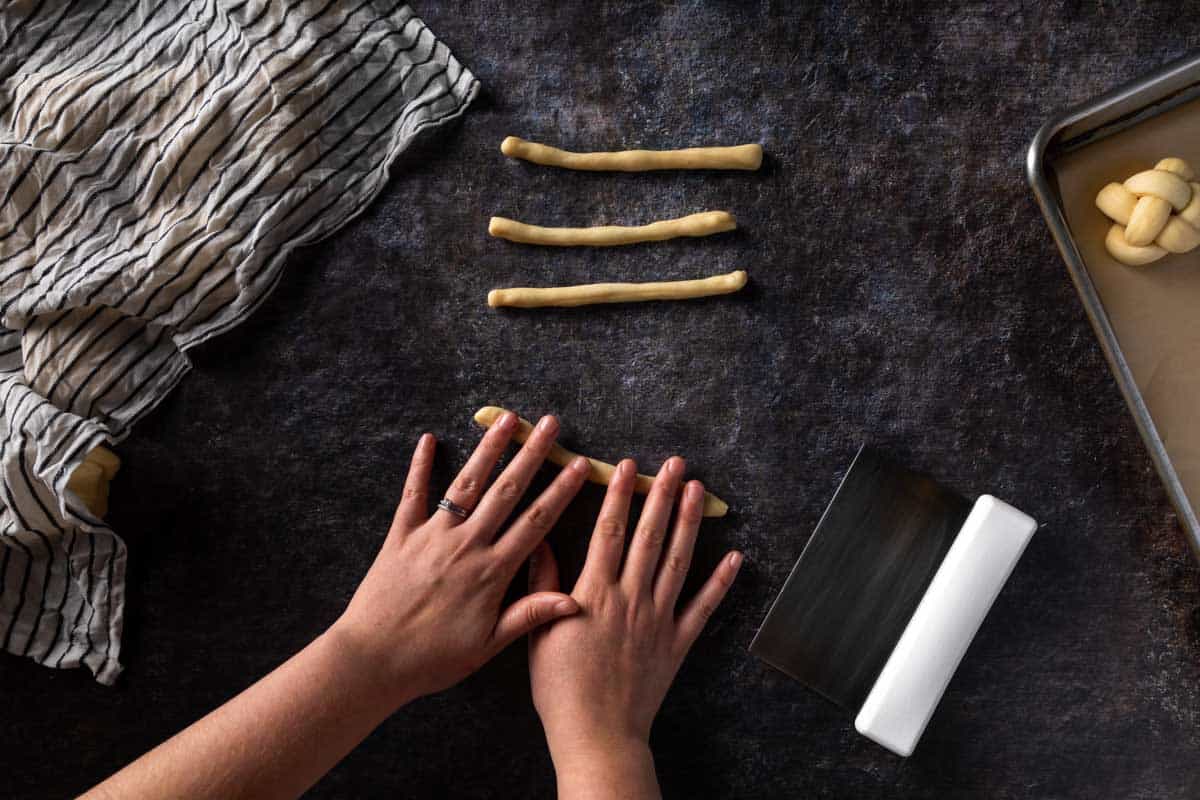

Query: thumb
<box><xmin>528</xmin><ymin>541</ymin><xmax>561</xmax><ymax>593</ymax></box>
<box><xmin>492</xmin><ymin>591</ymin><xmax>579</xmax><ymax>650</ymax></box>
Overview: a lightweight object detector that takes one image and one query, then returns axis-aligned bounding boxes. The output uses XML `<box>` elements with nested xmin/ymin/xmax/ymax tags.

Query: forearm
<box><xmin>550</xmin><ymin>738</ymin><xmax>661</xmax><ymax>800</ymax></box>
<box><xmin>83</xmin><ymin>626</ymin><xmax>410</xmax><ymax>800</ymax></box>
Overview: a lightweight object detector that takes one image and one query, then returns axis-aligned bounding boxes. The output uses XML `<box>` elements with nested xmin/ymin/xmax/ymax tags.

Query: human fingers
<box><xmin>577</xmin><ymin>459</ymin><xmax>636</xmax><ymax>586</ymax></box>
<box><xmin>652</xmin><ymin>480</ymin><xmax>705</xmax><ymax>610</ymax></box>
<box><xmin>494</xmin><ymin>455</ymin><xmax>589</xmax><ymax>564</ymax></box>
<box><xmin>469</xmin><ymin>415</ymin><xmax>562</xmax><ymax>540</ymax></box>
<box><xmin>434</xmin><ymin>411</ymin><xmax>518</xmax><ymax>524</ymax></box>
<box><xmin>528</xmin><ymin>541</ymin><xmax>560</xmax><ymax>593</ymax></box>
<box><xmin>491</xmin><ymin>591</ymin><xmax>580</xmax><ymax>652</ymax></box>
<box><xmin>675</xmin><ymin>551</ymin><xmax>742</xmax><ymax>652</ymax></box>
<box><xmin>394</xmin><ymin>433</ymin><xmax>436</xmax><ymax>531</ymax></box>
<box><xmin>621</xmin><ymin>456</ymin><xmax>685</xmax><ymax>595</ymax></box>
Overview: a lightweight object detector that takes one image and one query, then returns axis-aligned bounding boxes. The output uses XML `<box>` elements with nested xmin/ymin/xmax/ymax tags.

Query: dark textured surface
<box><xmin>3</xmin><ymin>2</ymin><xmax>1200</xmax><ymax>798</ymax></box>
<box><xmin>749</xmin><ymin>446</ymin><xmax>972</xmax><ymax>711</ymax></box>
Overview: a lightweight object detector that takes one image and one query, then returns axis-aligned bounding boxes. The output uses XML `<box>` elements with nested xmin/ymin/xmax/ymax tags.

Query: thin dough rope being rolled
<box><xmin>488</xmin><ymin>210</ymin><xmax>735</xmax><ymax>247</ymax></box>
<box><xmin>500</xmin><ymin>136</ymin><xmax>763</xmax><ymax>171</ymax></box>
<box><xmin>487</xmin><ymin>270</ymin><xmax>747</xmax><ymax>308</ymax></box>
<box><xmin>473</xmin><ymin>406</ymin><xmax>729</xmax><ymax>517</ymax></box>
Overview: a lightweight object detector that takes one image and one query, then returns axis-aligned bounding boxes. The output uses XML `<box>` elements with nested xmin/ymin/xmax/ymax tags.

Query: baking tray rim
<box><xmin>1026</xmin><ymin>51</ymin><xmax>1200</xmax><ymax>562</ymax></box>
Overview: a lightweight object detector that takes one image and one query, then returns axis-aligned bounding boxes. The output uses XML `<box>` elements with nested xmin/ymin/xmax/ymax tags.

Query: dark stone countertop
<box><xmin>3</xmin><ymin>2</ymin><xmax>1199</xmax><ymax>798</ymax></box>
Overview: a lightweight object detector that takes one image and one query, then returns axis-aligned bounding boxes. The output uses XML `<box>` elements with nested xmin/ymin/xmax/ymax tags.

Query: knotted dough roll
<box><xmin>1096</xmin><ymin>157</ymin><xmax>1200</xmax><ymax>265</ymax></box>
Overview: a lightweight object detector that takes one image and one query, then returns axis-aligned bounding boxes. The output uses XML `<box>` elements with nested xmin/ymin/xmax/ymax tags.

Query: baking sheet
<box><xmin>1054</xmin><ymin>98</ymin><xmax>1200</xmax><ymax>509</ymax></box>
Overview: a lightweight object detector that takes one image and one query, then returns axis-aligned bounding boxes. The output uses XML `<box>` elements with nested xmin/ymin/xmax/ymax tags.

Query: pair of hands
<box><xmin>332</xmin><ymin>411</ymin><xmax>741</xmax><ymax>789</ymax></box>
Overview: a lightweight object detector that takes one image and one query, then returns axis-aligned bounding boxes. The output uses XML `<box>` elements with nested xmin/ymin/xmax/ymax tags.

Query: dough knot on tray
<box><xmin>1096</xmin><ymin>157</ymin><xmax>1200</xmax><ymax>265</ymax></box>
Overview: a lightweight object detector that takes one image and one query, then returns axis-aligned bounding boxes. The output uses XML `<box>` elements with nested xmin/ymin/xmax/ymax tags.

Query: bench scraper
<box><xmin>749</xmin><ymin>445</ymin><xmax>1037</xmax><ymax>756</ymax></box>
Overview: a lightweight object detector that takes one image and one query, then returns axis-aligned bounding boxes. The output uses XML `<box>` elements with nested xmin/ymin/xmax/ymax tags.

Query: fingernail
<box><xmin>728</xmin><ymin>551</ymin><xmax>743</xmax><ymax>570</ymax></box>
<box><xmin>668</xmin><ymin>456</ymin><xmax>685</xmax><ymax>476</ymax></box>
<box><xmin>497</xmin><ymin>412</ymin><xmax>516</xmax><ymax>431</ymax></box>
<box><xmin>570</xmin><ymin>456</ymin><xmax>589</xmax><ymax>474</ymax></box>
<box><xmin>419</xmin><ymin>432</ymin><xmax>433</xmax><ymax>447</ymax></box>
<box><xmin>553</xmin><ymin>598</ymin><xmax>578</xmax><ymax>615</ymax></box>
<box><xmin>688</xmin><ymin>480</ymin><xmax>704</xmax><ymax>501</ymax></box>
<box><xmin>619</xmin><ymin>459</ymin><xmax>635</xmax><ymax>477</ymax></box>
<box><xmin>537</xmin><ymin>415</ymin><xmax>558</xmax><ymax>433</ymax></box>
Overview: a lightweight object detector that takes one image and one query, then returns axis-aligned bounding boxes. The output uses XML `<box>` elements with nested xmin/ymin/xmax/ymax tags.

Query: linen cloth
<box><xmin>0</xmin><ymin>0</ymin><xmax>478</xmax><ymax>683</ymax></box>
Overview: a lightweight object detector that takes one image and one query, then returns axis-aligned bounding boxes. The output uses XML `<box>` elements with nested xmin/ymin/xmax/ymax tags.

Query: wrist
<box><xmin>319</xmin><ymin>621</ymin><xmax>421</xmax><ymax>712</ymax></box>
<box><xmin>549</xmin><ymin>736</ymin><xmax>658</xmax><ymax>800</ymax></box>
<box><xmin>541</xmin><ymin>715</ymin><xmax>650</xmax><ymax>762</ymax></box>
<box><xmin>547</xmin><ymin>731</ymin><xmax>653</xmax><ymax>778</ymax></box>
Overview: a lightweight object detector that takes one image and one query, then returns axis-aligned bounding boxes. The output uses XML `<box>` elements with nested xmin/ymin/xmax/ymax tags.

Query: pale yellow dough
<box><xmin>488</xmin><ymin>210</ymin><xmax>735</xmax><ymax>247</ymax></box>
<box><xmin>66</xmin><ymin>446</ymin><xmax>120</xmax><ymax>517</ymax></box>
<box><xmin>500</xmin><ymin>136</ymin><xmax>763</xmax><ymax>171</ymax></box>
<box><xmin>1096</xmin><ymin>157</ymin><xmax>1200</xmax><ymax>265</ymax></box>
<box><xmin>473</xmin><ymin>406</ymin><xmax>729</xmax><ymax>518</ymax></box>
<box><xmin>488</xmin><ymin>270</ymin><xmax>747</xmax><ymax>309</ymax></box>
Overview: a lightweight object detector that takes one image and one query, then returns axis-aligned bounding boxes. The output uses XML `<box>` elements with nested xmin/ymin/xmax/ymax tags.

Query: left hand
<box><xmin>329</xmin><ymin>412</ymin><xmax>589</xmax><ymax>707</ymax></box>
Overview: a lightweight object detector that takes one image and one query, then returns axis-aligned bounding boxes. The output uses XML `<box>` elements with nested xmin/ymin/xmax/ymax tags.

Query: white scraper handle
<box><xmin>854</xmin><ymin>495</ymin><xmax>1037</xmax><ymax>757</ymax></box>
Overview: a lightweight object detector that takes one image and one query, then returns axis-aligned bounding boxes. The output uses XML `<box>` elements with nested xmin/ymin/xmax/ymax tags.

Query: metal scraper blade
<box><xmin>749</xmin><ymin>445</ymin><xmax>972</xmax><ymax>712</ymax></box>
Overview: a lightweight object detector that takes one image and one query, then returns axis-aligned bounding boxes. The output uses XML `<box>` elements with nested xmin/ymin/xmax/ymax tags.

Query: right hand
<box><xmin>527</xmin><ymin>456</ymin><xmax>742</xmax><ymax>790</ymax></box>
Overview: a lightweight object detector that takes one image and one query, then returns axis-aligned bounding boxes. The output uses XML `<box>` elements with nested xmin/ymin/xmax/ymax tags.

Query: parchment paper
<box><xmin>1054</xmin><ymin>100</ymin><xmax>1200</xmax><ymax>510</ymax></box>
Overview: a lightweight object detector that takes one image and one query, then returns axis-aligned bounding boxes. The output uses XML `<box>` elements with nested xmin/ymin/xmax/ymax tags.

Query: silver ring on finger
<box><xmin>437</xmin><ymin>497</ymin><xmax>471</xmax><ymax>519</ymax></box>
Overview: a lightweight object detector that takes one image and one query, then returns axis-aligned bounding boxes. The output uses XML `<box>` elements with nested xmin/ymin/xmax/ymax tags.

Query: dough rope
<box><xmin>487</xmin><ymin>211</ymin><xmax>736</xmax><ymax>247</ymax></box>
<box><xmin>473</xmin><ymin>406</ymin><xmax>729</xmax><ymax>517</ymax></box>
<box><xmin>1096</xmin><ymin>157</ymin><xmax>1200</xmax><ymax>265</ymax></box>
<box><xmin>500</xmin><ymin>136</ymin><xmax>763</xmax><ymax>171</ymax></box>
<box><xmin>488</xmin><ymin>270</ymin><xmax>747</xmax><ymax>308</ymax></box>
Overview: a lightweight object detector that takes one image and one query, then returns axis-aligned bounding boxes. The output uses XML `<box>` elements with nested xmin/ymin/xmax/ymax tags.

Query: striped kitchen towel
<box><xmin>0</xmin><ymin>0</ymin><xmax>479</xmax><ymax>683</ymax></box>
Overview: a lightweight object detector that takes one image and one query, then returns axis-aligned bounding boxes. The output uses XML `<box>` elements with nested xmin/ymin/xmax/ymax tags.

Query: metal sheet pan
<box><xmin>1027</xmin><ymin>52</ymin><xmax>1200</xmax><ymax>563</ymax></box>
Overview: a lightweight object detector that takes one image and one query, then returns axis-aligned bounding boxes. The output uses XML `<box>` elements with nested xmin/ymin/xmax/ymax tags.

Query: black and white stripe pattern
<box><xmin>0</xmin><ymin>0</ymin><xmax>478</xmax><ymax>683</ymax></box>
